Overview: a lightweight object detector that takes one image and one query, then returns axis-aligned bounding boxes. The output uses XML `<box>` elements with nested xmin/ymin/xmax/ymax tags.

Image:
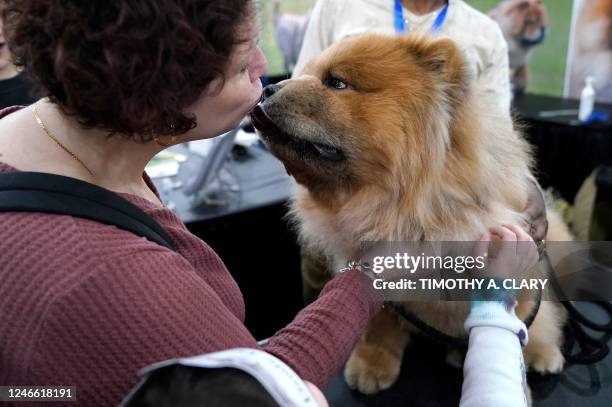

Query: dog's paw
<box><xmin>344</xmin><ymin>343</ymin><xmax>402</xmax><ymax>395</ymax></box>
<box><xmin>524</xmin><ymin>343</ymin><xmax>565</xmax><ymax>374</ymax></box>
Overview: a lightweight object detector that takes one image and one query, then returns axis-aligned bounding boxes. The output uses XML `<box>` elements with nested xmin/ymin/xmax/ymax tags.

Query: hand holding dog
<box><xmin>472</xmin><ymin>224</ymin><xmax>539</xmax><ymax>281</ymax></box>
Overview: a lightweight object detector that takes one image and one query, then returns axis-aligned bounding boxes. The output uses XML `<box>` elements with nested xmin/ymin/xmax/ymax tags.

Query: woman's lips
<box><xmin>248</xmin><ymin>98</ymin><xmax>260</xmax><ymax>113</ymax></box>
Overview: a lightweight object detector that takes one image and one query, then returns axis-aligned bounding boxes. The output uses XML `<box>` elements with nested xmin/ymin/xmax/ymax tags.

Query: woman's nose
<box><xmin>250</xmin><ymin>46</ymin><xmax>268</xmax><ymax>83</ymax></box>
<box><xmin>262</xmin><ymin>84</ymin><xmax>280</xmax><ymax>100</ymax></box>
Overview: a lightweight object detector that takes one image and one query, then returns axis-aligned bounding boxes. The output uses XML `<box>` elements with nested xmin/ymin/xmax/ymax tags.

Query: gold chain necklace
<box><xmin>33</xmin><ymin>105</ymin><xmax>96</xmax><ymax>181</ymax></box>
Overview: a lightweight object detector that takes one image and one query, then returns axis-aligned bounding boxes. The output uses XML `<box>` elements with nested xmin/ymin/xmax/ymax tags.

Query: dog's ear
<box><xmin>405</xmin><ymin>36</ymin><xmax>469</xmax><ymax>91</ymax></box>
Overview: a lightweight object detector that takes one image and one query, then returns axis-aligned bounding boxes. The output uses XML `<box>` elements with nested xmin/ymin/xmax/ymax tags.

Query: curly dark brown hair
<box><xmin>1</xmin><ymin>0</ymin><xmax>255</xmax><ymax>140</ymax></box>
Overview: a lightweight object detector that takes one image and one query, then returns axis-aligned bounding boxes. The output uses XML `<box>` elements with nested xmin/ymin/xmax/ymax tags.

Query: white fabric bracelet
<box><xmin>465</xmin><ymin>301</ymin><xmax>529</xmax><ymax>346</ymax></box>
<box><xmin>460</xmin><ymin>301</ymin><xmax>530</xmax><ymax>407</ymax></box>
<box><xmin>460</xmin><ymin>326</ymin><xmax>530</xmax><ymax>407</ymax></box>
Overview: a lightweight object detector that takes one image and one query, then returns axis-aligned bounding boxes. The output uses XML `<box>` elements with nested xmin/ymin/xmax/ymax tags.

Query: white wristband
<box><xmin>465</xmin><ymin>301</ymin><xmax>529</xmax><ymax>346</ymax></box>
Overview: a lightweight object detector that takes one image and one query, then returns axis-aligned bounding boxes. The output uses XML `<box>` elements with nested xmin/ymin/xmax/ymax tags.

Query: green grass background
<box><xmin>258</xmin><ymin>0</ymin><xmax>315</xmax><ymax>76</ymax></box>
<box><xmin>468</xmin><ymin>0</ymin><xmax>573</xmax><ymax>96</ymax></box>
<box><xmin>259</xmin><ymin>0</ymin><xmax>573</xmax><ymax>96</ymax></box>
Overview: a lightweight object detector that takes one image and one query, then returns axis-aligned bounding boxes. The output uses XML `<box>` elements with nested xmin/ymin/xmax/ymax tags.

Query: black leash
<box><xmin>389</xmin><ymin>178</ymin><xmax>612</xmax><ymax>365</ymax></box>
<box><xmin>543</xmin><ymin>254</ymin><xmax>612</xmax><ymax>365</ymax></box>
<box><xmin>389</xmin><ymin>281</ymin><xmax>543</xmax><ymax>351</ymax></box>
<box><xmin>391</xmin><ymin>252</ymin><xmax>612</xmax><ymax>366</ymax></box>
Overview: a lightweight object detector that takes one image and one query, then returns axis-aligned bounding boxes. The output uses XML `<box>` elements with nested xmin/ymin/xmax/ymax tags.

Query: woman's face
<box><xmin>184</xmin><ymin>13</ymin><xmax>267</xmax><ymax>141</ymax></box>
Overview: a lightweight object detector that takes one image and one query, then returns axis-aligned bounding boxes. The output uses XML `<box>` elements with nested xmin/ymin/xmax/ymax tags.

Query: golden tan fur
<box><xmin>254</xmin><ymin>33</ymin><xmax>569</xmax><ymax>396</ymax></box>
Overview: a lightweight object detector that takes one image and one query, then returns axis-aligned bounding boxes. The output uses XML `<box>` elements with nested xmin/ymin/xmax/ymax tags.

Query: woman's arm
<box><xmin>29</xmin><ymin>251</ymin><xmax>380</xmax><ymax>403</ymax></box>
<box><xmin>265</xmin><ymin>269</ymin><xmax>382</xmax><ymax>387</ymax></box>
<box><xmin>27</xmin><ymin>251</ymin><xmax>261</xmax><ymax>405</ymax></box>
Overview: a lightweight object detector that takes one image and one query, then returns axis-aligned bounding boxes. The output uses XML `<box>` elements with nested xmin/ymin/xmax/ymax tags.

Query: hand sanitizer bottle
<box><xmin>578</xmin><ymin>76</ymin><xmax>595</xmax><ymax>122</ymax></box>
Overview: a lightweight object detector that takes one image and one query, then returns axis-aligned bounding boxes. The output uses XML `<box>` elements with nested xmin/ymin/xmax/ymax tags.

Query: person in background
<box><xmin>294</xmin><ymin>0</ymin><xmax>511</xmax><ymax>112</ymax></box>
<box><xmin>0</xmin><ymin>16</ymin><xmax>35</xmax><ymax>108</ymax></box>
<box><xmin>120</xmin><ymin>348</ymin><xmax>330</xmax><ymax>407</ymax></box>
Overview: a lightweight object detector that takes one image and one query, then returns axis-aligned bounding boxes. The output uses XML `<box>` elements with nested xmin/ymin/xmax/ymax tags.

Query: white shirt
<box><xmin>293</xmin><ymin>0</ymin><xmax>511</xmax><ymax>113</ymax></box>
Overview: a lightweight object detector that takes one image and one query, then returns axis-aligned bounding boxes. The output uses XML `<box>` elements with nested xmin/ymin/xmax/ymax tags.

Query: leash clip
<box><xmin>536</xmin><ymin>239</ymin><xmax>547</xmax><ymax>262</ymax></box>
<box><xmin>338</xmin><ymin>260</ymin><xmax>371</xmax><ymax>274</ymax></box>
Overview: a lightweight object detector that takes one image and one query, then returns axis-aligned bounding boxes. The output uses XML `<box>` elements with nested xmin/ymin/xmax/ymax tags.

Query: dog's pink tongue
<box><xmin>250</xmin><ymin>105</ymin><xmax>275</xmax><ymax>131</ymax></box>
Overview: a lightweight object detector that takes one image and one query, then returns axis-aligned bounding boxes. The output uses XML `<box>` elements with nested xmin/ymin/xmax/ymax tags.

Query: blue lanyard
<box><xmin>394</xmin><ymin>0</ymin><xmax>449</xmax><ymax>34</ymax></box>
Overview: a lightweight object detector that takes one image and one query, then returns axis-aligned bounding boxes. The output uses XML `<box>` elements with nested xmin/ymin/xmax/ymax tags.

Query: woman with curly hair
<box><xmin>0</xmin><ymin>1</ymin><xmax>381</xmax><ymax>405</ymax></box>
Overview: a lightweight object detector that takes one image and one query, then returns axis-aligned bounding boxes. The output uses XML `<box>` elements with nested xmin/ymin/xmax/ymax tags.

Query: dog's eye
<box><xmin>324</xmin><ymin>77</ymin><xmax>348</xmax><ymax>90</ymax></box>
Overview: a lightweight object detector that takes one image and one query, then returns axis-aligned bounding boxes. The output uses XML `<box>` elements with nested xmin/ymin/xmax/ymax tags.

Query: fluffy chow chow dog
<box><xmin>251</xmin><ymin>33</ymin><xmax>569</xmax><ymax>396</ymax></box>
<box><xmin>489</xmin><ymin>0</ymin><xmax>549</xmax><ymax>93</ymax></box>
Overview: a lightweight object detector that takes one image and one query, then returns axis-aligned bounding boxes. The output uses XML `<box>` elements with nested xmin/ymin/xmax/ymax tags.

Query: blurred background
<box><xmin>259</xmin><ymin>0</ymin><xmax>581</xmax><ymax>98</ymax></box>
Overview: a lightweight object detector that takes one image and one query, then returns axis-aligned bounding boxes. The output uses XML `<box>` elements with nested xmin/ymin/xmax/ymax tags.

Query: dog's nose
<box><xmin>262</xmin><ymin>84</ymin><xmax>281</xmax><ymax>101</ymax></box>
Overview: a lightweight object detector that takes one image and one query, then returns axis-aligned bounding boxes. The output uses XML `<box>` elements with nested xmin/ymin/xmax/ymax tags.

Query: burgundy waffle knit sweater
<box><xmin>0</xmin><ymin>109</ymin><xmax>381</xmax><ymax>406</ymax></box>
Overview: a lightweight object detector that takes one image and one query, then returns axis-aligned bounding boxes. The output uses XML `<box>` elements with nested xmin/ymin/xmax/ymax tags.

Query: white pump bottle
<box><xmin>578</xmin><ymin>76</ymin><xmax>596</xmax><ymax>122</ymax></box>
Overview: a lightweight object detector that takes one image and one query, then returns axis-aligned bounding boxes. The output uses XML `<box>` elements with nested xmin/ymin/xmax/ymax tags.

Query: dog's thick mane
<box><xmin>288</xmin><ymin>38</ymin><xmax>535</xmax><ymax>265</ymax></box>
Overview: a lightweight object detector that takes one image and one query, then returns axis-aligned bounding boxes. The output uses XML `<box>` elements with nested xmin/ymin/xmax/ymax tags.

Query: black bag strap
<box><xmin>0</xmin><ymin>172</ymin><xmax>175</xmax><ymax>250</ymax></box>
<box><xmin>544</xmin><ymin>254</ymin><xmax>612</xmax><ymax>365</ymax></box>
